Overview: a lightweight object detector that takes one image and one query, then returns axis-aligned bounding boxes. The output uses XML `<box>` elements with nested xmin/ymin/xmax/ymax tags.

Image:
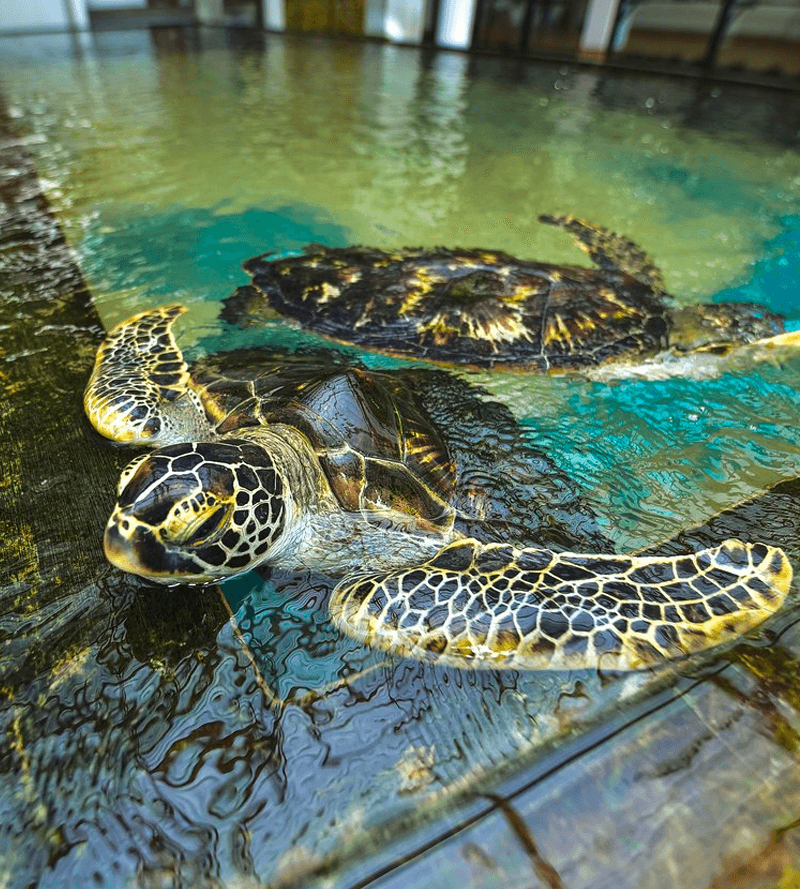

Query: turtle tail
<box><xmin>539</xmin><ymin>214</ymin><xmax>666</xmax><ymax>294</ymax></box>
<box><xmin>330</xmin><ymin>537</ymin><xmax>791</xmax><ymax>672</ymax></box>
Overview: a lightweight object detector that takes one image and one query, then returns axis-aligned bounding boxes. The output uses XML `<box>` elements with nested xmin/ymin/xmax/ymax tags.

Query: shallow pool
<box><xmin>7</xmin><ymin>29</ymin><xmax>800</xmax><ymax>543</ymax></box>
<box><xmin>2</xmin><ymin>27</ymin><xmax>800</xmax><ymax>889</ymax></box>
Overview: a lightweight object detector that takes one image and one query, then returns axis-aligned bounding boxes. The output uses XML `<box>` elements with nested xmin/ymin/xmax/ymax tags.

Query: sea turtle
<box><xmin>222</xmin><ymin>215</ymin><xmax>796</xmax><ymax>370</ymax></box>
<box><xmin>84</xmin><ymin>304</ymin><xmax>792</xmax><ymax>671</ymax></box>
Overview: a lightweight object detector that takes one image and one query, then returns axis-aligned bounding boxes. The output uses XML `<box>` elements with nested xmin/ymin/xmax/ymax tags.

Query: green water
<box><xmin>6</xmin><ymin>29</ymin><xmax>800</xmax><ymax>548</ymax></box>
<box><xmin>7</xmin><ymin>33</ymin><xmax>800</xmax><ymax>304</ymax></box>
<box><xmin>3</xmin><ymin>28</ymin><xmax>800</xmax><ymax>889</ymax></box>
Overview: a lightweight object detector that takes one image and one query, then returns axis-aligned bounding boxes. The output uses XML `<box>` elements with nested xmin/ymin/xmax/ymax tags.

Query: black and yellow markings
<box><xmin>330</xmin><ymin>537</ymin><xmax>791</xmax><ymax>671</ymax></box>
<box><xmin>109</xmin><ymin>440</ymin><xmax>286</xmax><ymax>579</ymax></box>
<box><xmin>85</xmin><ymin>304</ymin><xmax>190</xmax><ymax>438</ymax></box>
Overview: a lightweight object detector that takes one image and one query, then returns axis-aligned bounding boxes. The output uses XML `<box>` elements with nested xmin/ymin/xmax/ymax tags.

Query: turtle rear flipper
<box><xmin>330</xmin><ymin>538</ymin><xmax>791</xmax><ymax>671</ymax></box>
<box><xmin>758</xmin><ymin>329</ymin><xmax>800</xmax><ymax>347</ymax></box>
<box><xmin>539</xmin><ymin>214</ymin><xmax>666</xmax><ymax>294</ymax></box>
<box><xmin>84</xmin><ymin>304</ymin><xmax>217</xmax><ymax>446</ymax></box>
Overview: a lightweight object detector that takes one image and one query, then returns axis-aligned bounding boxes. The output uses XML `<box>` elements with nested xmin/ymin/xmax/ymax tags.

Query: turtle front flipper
<box><xmin>539</xmin><ymin>214</ymin><xmax>665</xmax><ymax>294</ymax></box>
<box><xmin>85</xmin><ymin>304</ymin><xmax>217</xmax><ymax>446</ymax></box>
<box><xmin>330</xmin><ymin>538</ymin><xmax>791</xmax><ymax>671</ymax></box>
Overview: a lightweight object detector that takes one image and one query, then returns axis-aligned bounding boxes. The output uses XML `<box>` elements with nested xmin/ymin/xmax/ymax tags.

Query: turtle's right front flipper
<box><xmin>330</xmin><ymin>538</ymin><xmax>791</xmax><ymax>672</ymax></box>
<box><xmin>84</xmin><ymin>304</ymin><xmax>216</xmax><ymax>446</ymax></box>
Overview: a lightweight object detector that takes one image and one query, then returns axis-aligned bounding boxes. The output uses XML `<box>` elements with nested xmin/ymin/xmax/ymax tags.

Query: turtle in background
<box><xmin>222</xmin><ymin>215</ymin><xmax>797</xmax><ymax>370</ymax></box>
<box><xmin>84</xmin><ymin>304</ymin><xmax>791</xmax><ymax>672</ymax></box>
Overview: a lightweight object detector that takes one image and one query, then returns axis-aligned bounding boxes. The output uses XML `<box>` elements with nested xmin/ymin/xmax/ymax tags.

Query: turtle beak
<box><xmin>103</xmin><ymin>507</ymin><xmax>220</xmax><ymax>585</ymax></box>
<box><xmin>103</xmin><ymin>508</ymin><xmax>159</xmax><ymax>578</ymax></box>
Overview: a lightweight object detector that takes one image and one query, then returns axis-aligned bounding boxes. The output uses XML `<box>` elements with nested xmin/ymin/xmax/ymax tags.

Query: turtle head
<box><xmin>104</xmin><ymin>440</ymin><xmax>288</xmax><ymax>584</ymax></box>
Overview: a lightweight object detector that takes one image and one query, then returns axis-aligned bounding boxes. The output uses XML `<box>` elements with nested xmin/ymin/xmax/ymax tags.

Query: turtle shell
<box><xmin>223</xmin><ymin>245</ymin><xmax>670</xmax><ymax>369</ymax></box>
<box><xmin>193</xmin><ymin>348</ymin><xmax>457</xmax><ymax>535</ymax></box>
<box><xmin>192</xmin><ymin>347</ymin><xmax>612</xmax><ymax>552</ymax></box>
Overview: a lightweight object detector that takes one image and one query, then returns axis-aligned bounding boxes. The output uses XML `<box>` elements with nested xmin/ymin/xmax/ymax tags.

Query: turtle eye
<box><xmin>117</xmin><ymin>454</ymin><xmax>150</xmax><ymax>498</ymax></box>
<box><xmin>160</xmin><ymin>495</ymin><xmax>233</xmax><ymax>547</ymax></box>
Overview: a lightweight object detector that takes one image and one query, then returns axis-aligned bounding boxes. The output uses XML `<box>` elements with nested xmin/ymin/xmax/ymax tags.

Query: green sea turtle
<box><xmin>222</xmin><ymin>215</ymin><xmax>797</xmax><ymax>370</ymax></box>
<box><xmin>84</xmin><ymin>305</ymin><xmax>792</xmax><ymax>671</ymax></box>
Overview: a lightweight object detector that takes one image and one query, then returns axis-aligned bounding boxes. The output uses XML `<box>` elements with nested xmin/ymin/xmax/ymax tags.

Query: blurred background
<box><xmin>2</xmin><ymin>0</ymin><xmax>799</xmax><ymax>83</ymax></box>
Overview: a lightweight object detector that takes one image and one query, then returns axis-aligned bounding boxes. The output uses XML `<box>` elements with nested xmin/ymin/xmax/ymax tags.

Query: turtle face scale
<box><xmin>104</xmin><ymin>440</ymin><xmax>286</xmax><ymax>583</ymax></box>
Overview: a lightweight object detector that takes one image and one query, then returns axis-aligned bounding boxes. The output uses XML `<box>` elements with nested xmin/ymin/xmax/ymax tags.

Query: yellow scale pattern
<box><xmin>331</xmin><ymin>538</ymin><xmax>791</xmax><ymax>671</ymax></box>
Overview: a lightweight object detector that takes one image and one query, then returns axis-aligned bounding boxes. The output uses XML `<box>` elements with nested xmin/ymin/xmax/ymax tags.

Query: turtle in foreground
<box><xmin>222</xmin><ymin>215</ymin><xmax>797</xmax><ymax>370</ymax></box>
<box><xmin>84</xmin><ymin>305</ymin><xmax>792</xmax><ymax>671</ymax></box>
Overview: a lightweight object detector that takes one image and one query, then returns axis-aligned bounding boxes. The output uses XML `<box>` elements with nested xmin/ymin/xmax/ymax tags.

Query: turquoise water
<box><xmin>3</xmin><ymin>28</ymin><xmax>800</xmax><ymax>889</ymax></box>
<box><xmin>74</xmin><ymin>197</ymin><xmax>800</xmax><ymax>556</ymax></box>
<box><xmin>717</xmin><ymin>213</ymin><xmax>800</xmax><ymax>315</ymax></box>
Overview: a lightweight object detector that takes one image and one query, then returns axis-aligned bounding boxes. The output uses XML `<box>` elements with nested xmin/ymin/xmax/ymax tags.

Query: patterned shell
<box><xmin>194</xmin><ymin>349</ymin><xmax>457</xmax><ymax>534</ymax></box>
<box><xmin>224</xmin><ymin>245</ymin><xmax>670</xmax><ymax>369</ymax></box>
<box><xmin>192</xmin><ymin>348</ymin><xmax>612</xmax><ymax>553</ymax></box>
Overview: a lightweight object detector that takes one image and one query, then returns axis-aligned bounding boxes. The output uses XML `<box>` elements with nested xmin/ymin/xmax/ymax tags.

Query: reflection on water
<box><xmin>5</xmin><ymin>30</ymin><xmax>800</xmax><ymax>302</ymax></box>
<box><xmin>2</xmin><ymin>27</ymin><xmax>800</xmax><ymax>889</ymax></box>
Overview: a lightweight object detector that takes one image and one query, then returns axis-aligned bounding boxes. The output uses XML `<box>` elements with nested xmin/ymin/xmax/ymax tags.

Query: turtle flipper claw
<box><xmin>330</xmin><ymin>537</ymin><xmax>791</xmax><ymax>671</ymax></box>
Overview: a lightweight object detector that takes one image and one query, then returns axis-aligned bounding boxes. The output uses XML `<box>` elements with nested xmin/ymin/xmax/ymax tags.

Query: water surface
<box><xmin>2</xmin><ymin>28</ymin><xmax>800</xmax><ymax>889</ymax></box>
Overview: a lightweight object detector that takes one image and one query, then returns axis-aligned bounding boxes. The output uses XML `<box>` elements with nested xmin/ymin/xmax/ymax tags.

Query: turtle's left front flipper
<box><xmin>85</xmin><ymin>304</ymin><xmax>217</xmax><ymax>446</ymax></box>
<box><xmin>330</xmin><ymin>538</ymin><xmax>791</xmax><ymax>671</ymax></box>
